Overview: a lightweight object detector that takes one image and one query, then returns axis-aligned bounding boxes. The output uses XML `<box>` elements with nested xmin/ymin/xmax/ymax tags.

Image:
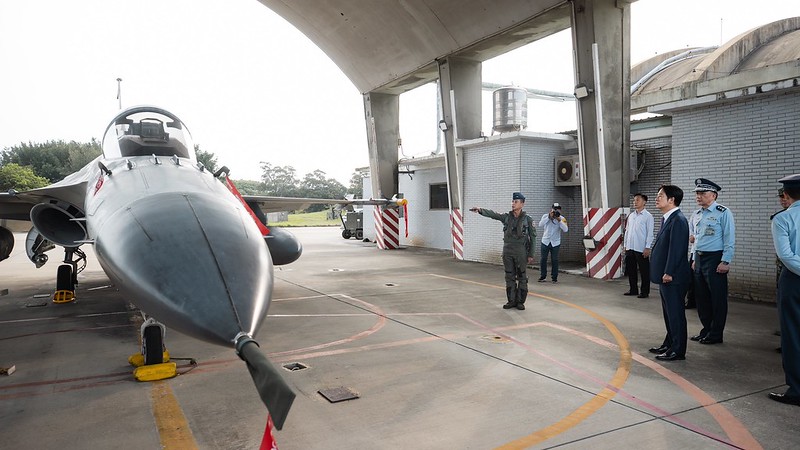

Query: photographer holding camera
<box><xmin>538</xmin><ymin>203</ymin><xmax>568</xmax><ymax>283</ymax></box>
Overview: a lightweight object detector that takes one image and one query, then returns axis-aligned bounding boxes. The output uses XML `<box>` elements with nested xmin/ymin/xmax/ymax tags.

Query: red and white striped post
<box><xmin>583</xmin><ymin>207</ymin><xmax>625</xmax><ymax>279</ymax></box>
<box><xmin>450</xmin><ymin>207</ymin><xmax>464</xmax><ymax>260</ymax></box>
<box><xmin>373</xmin><ymin>206</ymin><xmax>401</xmax><ymax>250</ymax></box>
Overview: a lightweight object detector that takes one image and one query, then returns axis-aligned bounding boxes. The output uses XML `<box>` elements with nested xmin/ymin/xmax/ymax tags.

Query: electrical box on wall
<box><xmin>554</xmin><ymin>155</ymin><xmax>580</xmax><ymax>186</ymax></box>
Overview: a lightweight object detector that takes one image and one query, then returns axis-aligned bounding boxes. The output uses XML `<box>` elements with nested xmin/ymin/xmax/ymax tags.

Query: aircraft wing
<box><xmin>0</xmin><ymin>159</ymin><xmax>96</xmax><ymax>221</ymax></box>
<box><xmin>242</xmin><ymin>195</ymin><xmax>395</xmax><ymax>213</ymax></box>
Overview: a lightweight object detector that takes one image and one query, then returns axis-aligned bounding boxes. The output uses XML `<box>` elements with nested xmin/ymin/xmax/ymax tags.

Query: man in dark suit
<box><xmin>648</xmin><ymin>185</ymin><xmax>691</xmax><ymax>361</ymax></box>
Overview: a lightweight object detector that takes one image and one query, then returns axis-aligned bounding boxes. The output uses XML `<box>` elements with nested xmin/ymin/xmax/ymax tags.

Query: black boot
<box><xmin>503</xmin><ymin>287</ymin><xmax>517</xmax><ymax>309</ymax></box>
<box><xmin>516</xmin><ymin>289</ymin><xmax>528</xmax><ymax>310</ymax></box>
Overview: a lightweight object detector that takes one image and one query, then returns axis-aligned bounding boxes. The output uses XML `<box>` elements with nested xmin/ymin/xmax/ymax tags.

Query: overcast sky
<box><xmin>1</xmin><ymin>0</ymin><xmax>799</xmax><ymax>184</ymax></box>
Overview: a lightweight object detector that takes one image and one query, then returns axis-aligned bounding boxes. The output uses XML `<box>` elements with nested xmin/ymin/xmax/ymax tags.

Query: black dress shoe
<box><xmin>699</xmin><ymin>337</ymin><xmax>723</xmax><ymax>345</ymax></box>
<box><xmin>768</xmin><ymin>392</ymin><xmax>800</xmax><ymax>406</ymax></box>
<box><xmin>649</xmin><ymin>345</ymin><xmax>669</xmax><ymax>354</ymax></box>
<box><xmin>623</xmin><ymin>291</ymin><xmax>638</xmax><ymax>296</ymax></box>
<box><xmin>537</xmin><ymin>278</ymin><xmax>547</xmax><ymax>282</ymax></box>
<box><xmin>502</xmin><ymin>302</ymin><xmax>517</xmax><ymax>309</ymax></box>
<box><xmin>637</xmin><ymin>294</ymin><xmax>649</xmax><ymax>298</ymax></box>
<box><xmin>776</xmin><ymin>347</ymin><xmax>782</xmax><ymax>353</ymax></box>
<box><xmin>690</xmin><ymin>334</ymin><xmax>706</xmax><ymax>341</ymax></box>
<box><xmin>516</xmin><ymin>303</ymin><xmax>525</xmax><ymax>310</ymax></box>
<box><xmin>655</xmin><ymin>352</ymin><xmax>685</xmax><ymax>361</ymax></box>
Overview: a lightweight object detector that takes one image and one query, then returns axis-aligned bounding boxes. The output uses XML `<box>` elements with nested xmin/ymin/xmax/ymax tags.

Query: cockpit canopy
<box><xmin>101</xmin><ymin>106</ymin><xmax>196</xmax><ymax>161</ymax></box>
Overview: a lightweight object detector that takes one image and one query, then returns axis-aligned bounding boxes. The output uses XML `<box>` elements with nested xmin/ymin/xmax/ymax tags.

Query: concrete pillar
<box><xmin>363</xmin><ymin>92</ymin><xmax>400</xmax><ymax>200</ymax></box>
<box><xmin>437</xmin><ymin>56</ymin><xmax>482</xmax><ymax>211</ymax></box>
<box><xmin>571</xmin><ymin>0</ymin><xmax>632</xmax><ymax>280</ymax></box>
<box><xmin>571</xmin><ymin>0</ymin><xmax>632</xmax><ymax>208</ymax></box>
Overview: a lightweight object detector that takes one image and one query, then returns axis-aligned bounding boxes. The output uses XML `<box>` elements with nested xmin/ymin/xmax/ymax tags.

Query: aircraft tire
<box><xmin>56</xmin><ymin>264</ymin><xmax>74</xmax><ymax>292</ymax></box>
<box><xmin>342</xmin><ymin>230</ymin><xmax>352</xmax><ymax>239</ymax></box>
<box><xmin>143</xmin><ymin>325</ymin><xmax>164</xmax><ymax>365</ymax></box>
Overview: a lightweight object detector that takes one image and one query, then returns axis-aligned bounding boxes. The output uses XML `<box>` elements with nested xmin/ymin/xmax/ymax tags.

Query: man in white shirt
<box><xmin>624</xmin><ymin>193</ymin><xmax>654</xmax><ymax>298</ymax></box>
<box><xmin>538</xmin><ymin>203</ymin><xmax>568</xmax><ymax>283</ymax></box>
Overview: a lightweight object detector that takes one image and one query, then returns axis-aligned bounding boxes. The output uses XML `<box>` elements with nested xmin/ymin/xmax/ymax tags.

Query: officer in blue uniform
<box><xmin>690</xmin><ymin>178</ymin><xmax>735</xmax><ymax>345</ymax></box>
<box><xmin>769</xmin><ymin>174</ymin><xmax>800</xmax><ymax>406</ymax></box>
<box><xmin>470</xmin><ymin>192</ymin><xmax>536</xmax><ymax>310</ymax></box>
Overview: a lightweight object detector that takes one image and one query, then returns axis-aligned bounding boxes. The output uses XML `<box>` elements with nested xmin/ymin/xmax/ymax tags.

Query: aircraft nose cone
<box><xmin>94</xmin><ymin>192</ymin><xmax>272</xmax><ymax>346</ymax></box>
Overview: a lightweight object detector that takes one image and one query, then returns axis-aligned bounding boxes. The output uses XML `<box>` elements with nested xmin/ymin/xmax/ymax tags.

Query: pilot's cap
<box><xmin>694</xmin><ymin>178</ymin><xmax>722</xmax><ymax>193</ymax></box>
<box><xmin>512</xmin><ymin>192</ymin><xmax>525</xmax><ymax>202</ymax></box>
<box><xmin>778</xmin><ymin>173</ymin><xmax>800</xmax><ymax>189</ymax></box>
<box><xmin>552</xmin><ymin>202</ymin><xmax>562</xmax><ymax>210</ymax></box>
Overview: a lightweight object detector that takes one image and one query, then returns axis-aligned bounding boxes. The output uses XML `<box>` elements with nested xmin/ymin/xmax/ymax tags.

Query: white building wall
<box><xmin>398</xmin><ymin>167</ymin><xmax>451</xmax><ymax>250</ymax></box>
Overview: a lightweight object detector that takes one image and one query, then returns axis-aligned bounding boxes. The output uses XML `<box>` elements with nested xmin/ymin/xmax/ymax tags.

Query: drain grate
<box><xmin>318</xmin><ymin>386</ymin><xmax>359</xmax><ymax>403</ymax></box>
<box><xmin>282</xmin><ymin>362</ymin><xmax>308</xmax><ymax>371</ymax></box>
<box><xmin>385</xmin><ymin>283</ymin><xmax>397</xmax><ymax>287</ymax></box>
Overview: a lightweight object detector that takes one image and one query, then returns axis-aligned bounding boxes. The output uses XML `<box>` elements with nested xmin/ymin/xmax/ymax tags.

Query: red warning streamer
<box><xmin>259</xmin><ymin>415</ymin><xmax>278</xmax><ymax>450</ymax></box>
<box><xmin>224</xmin><ymin>177</ymin><xmax>270</xmax><ymax>236</ymax></box>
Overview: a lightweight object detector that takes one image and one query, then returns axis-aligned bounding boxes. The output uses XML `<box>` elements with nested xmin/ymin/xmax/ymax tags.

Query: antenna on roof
<box><xmin>116</xmin><ymin>78</ymin><xmax>123</xmax><ymax>110</ymax></box>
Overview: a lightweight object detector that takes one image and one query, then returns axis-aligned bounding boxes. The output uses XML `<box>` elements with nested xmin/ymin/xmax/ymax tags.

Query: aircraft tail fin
<box><xmin>237</xmin><ymin>339</ymin><xmax>295</xmax><ymax>430</ymax></box>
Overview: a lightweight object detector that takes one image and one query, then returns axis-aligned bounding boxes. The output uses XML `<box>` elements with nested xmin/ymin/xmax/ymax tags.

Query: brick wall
<box><xmin>670</xmin><ymin>91</ymin><xmax>800</xmax><ymax>302</ymax></box>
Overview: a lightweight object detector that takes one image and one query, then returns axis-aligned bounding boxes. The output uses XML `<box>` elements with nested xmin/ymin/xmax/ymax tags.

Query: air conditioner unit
<box><xmin>554</xmin><ymin>154</ymin><xmax>581</xmax><ymax>186</ymax></box>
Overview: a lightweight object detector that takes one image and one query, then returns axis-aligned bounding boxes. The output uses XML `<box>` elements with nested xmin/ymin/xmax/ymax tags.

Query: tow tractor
<box><xmin>340</xmin><ymin>208</ymin><xmax>363</xmax><ymax>240</ymax></box>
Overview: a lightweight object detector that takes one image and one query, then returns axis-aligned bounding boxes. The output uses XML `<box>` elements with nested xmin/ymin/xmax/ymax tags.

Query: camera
<box><xmin>553</xmin><ymin>209</ymin><xmax>561</xmax><ymax>218</ymax></box>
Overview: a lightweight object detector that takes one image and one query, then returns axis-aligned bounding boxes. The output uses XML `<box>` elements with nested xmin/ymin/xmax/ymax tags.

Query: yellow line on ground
<box><xmin>429</xmin><ymin>274</ymin><xmax>632</xmax><ymax>449</ymax></box>
<box><xmin>150</xmin><ymin>381</ymin><xmax>199</xmax><ymax>449</ymax></box>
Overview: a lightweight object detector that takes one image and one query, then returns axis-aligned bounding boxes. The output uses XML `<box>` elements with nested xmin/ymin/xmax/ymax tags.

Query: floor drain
<box><xmin>283</xmin><ymin>362</ymin><xmax>308</xmax><ymax>371</ymax></box>
<box><xmin>330</xmin><ymin>268</ymin><xmax>343</xmax><ymax>272</ymax></box>
<box><xmin>385</xmin><ymin>283</ymin><xmax>397</xmax><ymax>287</ymax></box>
<box><xmin>318</xmin><ymin>386</ymin><xmax>359</xmax><ymax>403</ymax></box>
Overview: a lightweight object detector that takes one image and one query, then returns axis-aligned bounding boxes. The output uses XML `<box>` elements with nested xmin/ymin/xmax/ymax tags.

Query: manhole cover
<box><xmin>283</xmin><ymin>362</ymin><xmax>308</xmax><ymax>371</ymax></box>
<box><xmin>318</xmin><ymin>386</ymin><xmax>359</xmax><ymax>403</ymax></box>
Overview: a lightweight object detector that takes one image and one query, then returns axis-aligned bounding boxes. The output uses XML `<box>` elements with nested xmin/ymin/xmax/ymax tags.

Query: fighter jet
<box><xmin>0</xmin><ymin>105</ymin><xmax>395</xmax><ymax>429</ymax></box>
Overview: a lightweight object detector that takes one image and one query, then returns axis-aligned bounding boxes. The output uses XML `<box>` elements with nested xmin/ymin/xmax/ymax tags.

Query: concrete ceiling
<box><xmin>257</xmin><ymin>0</ymin><xmax>572</xmax><ymax>95</ymax></box>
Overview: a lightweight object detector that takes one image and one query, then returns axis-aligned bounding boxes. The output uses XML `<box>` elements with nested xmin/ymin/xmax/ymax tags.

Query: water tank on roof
<box><xmin>492</xmin><ymin>87</ymin><xmax>528</xmax><ymax>133</ymax></box>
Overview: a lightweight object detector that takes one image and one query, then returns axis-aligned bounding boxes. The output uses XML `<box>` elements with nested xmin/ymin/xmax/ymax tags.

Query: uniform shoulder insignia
<box><xmin>716</xmin><ymin>205</ymin><xmax>727</xmax><ymax>212</ymax></box>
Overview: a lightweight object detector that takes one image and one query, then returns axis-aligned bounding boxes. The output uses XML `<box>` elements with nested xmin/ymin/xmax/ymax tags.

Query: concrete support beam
<box><xmin>571</xmin><ymin>0</ymin><xmax>632</xmax><ymax>209</ymax></box>
<box><xmin>363</xmin><ymin>92</ymin><xmax>400</xmax><ymax>200</ymax></box>
<box><xmin>437</xmin><ymin>57</ymin><xmax>482</xmax><ymax>210</ymax></box>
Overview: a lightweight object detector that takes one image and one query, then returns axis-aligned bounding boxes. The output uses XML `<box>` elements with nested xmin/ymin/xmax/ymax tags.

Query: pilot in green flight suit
<box><xmin>470</xmin><ymin>192</ymin><xmax>536</xmax><ymax>310</ymax></box>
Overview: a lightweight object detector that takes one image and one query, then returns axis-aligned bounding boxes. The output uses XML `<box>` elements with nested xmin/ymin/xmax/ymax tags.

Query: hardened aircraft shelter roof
<box><xmin>631</xmin><ymin>17</ymin><xmax>800</xmax><ymax>113</ymax></box>
<box><xmin>257</xmin><ymin>0</ymin><xmax>578</xmax><ymax>94</ymax></box>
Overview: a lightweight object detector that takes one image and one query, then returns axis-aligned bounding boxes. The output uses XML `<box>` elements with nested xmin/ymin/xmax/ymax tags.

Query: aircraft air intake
<box><xmin>29</xmin><ymin>202</ymin><xmax>87</xmax><ymax>248</ymax></box>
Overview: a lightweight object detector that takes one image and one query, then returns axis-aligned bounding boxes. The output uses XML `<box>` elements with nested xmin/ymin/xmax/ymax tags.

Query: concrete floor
<box><xmin>0</xmin><ymin>227</ymin><xmax>795</xmax><ymax>450</ymax></box>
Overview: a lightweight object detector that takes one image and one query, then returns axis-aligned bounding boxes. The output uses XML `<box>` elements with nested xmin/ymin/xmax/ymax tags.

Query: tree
<box><xmin>1</xmin><ymin>139</ymin><xmax>101</xmax><ymax>182</ymax></box>
<box><xmin>231</xmin><ymin>179</ymin><xmax>266</xmax><ymax>195</ymax></box>
<box><xmin>0</xmin><ymin>163</ymin><xmax>50</xmax><ymax>191</ymax></box>
<box><xmin>195</xmin><ymin>144</ymin><xmax>218</xmax><ymax>173</ymax></box>
<box><xmin>300</xmin><ymin>170</ymin><xmax>346</xmax><ymax>212</ymax></box>
<box><xmin>348</xmin><ymin>171</ymin><xmax>365</xmax><ymax>198</ymax></box>
<box><xmin>260</xmin><ymin>162</ymin><xmax>300</xmax><ymax>198</ymax></box>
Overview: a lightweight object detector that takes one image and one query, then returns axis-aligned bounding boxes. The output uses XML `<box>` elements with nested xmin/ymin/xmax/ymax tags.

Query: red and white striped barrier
<box><xmin>583</xmin><ymin>207</ymin><xmax>625</xmax><ymax>279</ymax></box>
<box><xmin>373</xmin><ymin>207</ymin><xmax>400</xmax><ymax>250</ymax></box>
<box><xmin>450</xmin><ymin>208</ymin><xmax>464</xmax><ymax>260</ymax></box>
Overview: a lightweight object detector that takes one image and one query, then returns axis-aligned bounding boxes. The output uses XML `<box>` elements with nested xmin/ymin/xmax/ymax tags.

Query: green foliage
<box><xmin>1</xmin><ymin>139</ymin><xmax>101</xmax><ymax>182</ymax></box>
<box><xmin>301</xmin><ymin>170</ymin><xmax>346</xmax><ymax>212</ymax></box>
<box><xmin>0</xmin><ymin>163</ymin><xmax>50</xmax><ymax>191</ymax></box>
<box><xmin>260</xmin><ymin>162</ymin><xmax>300</xmax><ymax>198</ymax></box>
<box><xmin>348</xmin><ymin>171</ymin><xmax>365</xmax><ymax>198</ymax></box>
<box><xmin>231</xmin><ymin>179</ymin><xmax>266</xmax><ymax>195</ymax></box>
<box><xmin>195</xmin><ymin>144</ymin><xmax>218</xmax><ymax>173</ymax></box>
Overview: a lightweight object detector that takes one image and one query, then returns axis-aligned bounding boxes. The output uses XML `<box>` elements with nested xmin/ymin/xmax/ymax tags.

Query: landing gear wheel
<box><xmin>355</xmin><ymin>229</ymin><xmax>363</xmax><ymax>240</ymax></box>
<box><xmin>56</xmin><ymin>264</ymin><xmax>74</xmax><ymax>291</ymax></box>
<box><xmin>342</xmin><ymin>229</ymin><xmax>352</xmax><ymax>239</ymax></box>
<box><xmin>53</xmin><ymin>264</ymin><xmax>76</xmax><ymax>303</ymax></box>
<box><xmin>143</xmin><ymin>324</ymin><xmax>165</xmax><ymax>365</ymax></box>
